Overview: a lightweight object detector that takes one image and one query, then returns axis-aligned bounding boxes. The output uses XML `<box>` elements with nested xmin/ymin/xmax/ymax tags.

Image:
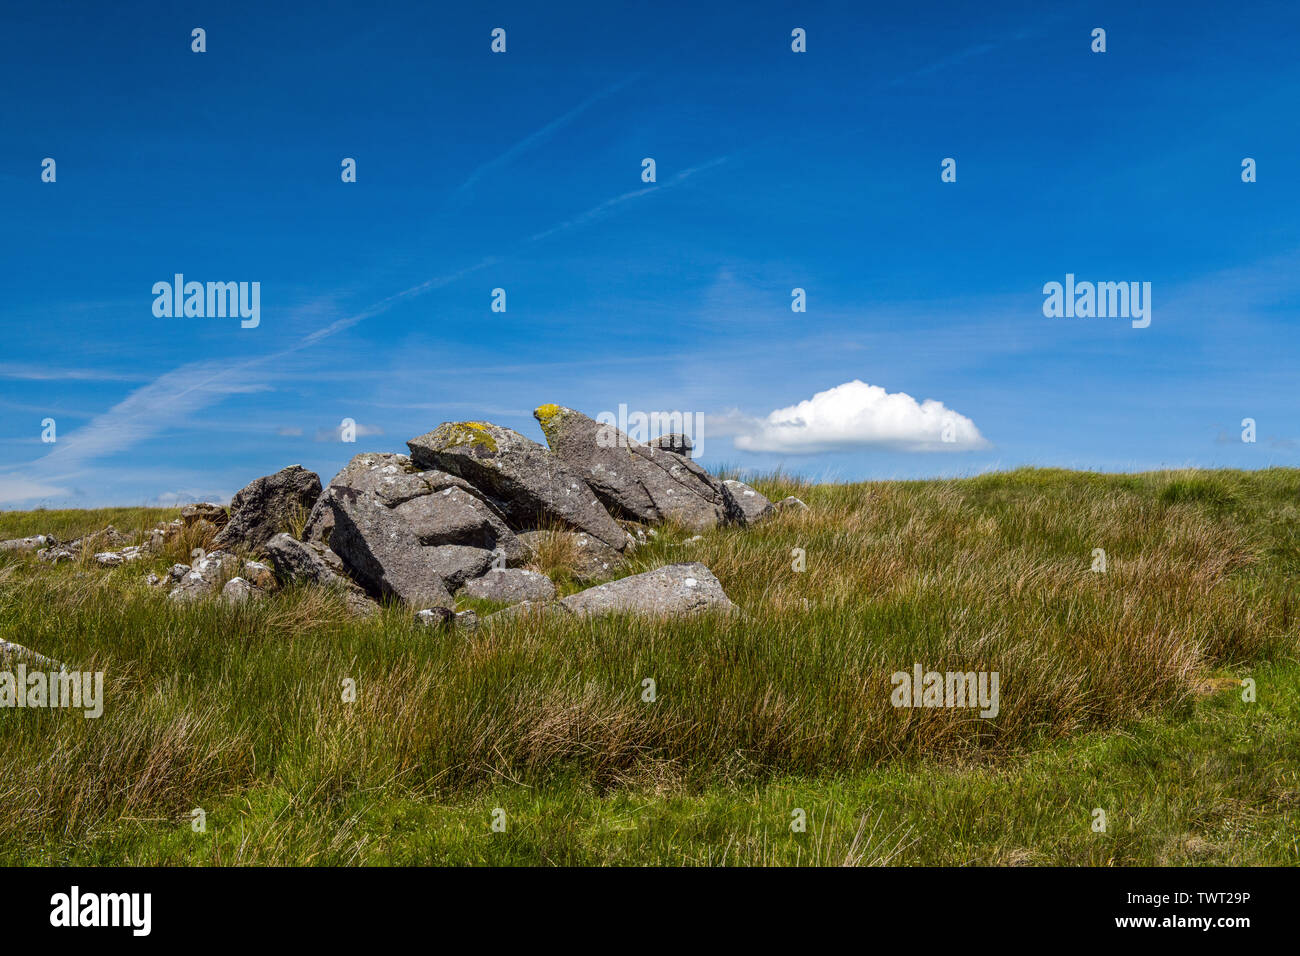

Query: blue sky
<box><xmin>2</xmin><ymin>0</ymin><xmax>1298</xmax><ymax>506</ymax></box>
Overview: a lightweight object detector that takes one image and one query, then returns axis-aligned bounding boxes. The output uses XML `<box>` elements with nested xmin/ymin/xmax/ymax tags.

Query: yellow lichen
<box><xmin>534</xmin><ymin>404</ymin><xmax>567</xmax><ymax>438</ymax></box>
<box><xmin>440</xmin><ymin>421</ymin><xmax>499</xmax><ymax>452</ymax></box>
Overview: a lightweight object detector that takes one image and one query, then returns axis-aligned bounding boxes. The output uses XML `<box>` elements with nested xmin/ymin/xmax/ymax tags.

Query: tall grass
<box><xmin>0</xmin><ymin>468</ymin><xmax>1296</xmax><ymax>863</ymax></box>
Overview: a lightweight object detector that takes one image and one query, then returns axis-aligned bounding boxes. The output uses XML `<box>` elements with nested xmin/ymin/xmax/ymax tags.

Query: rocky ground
<box><xmin>2</xmin><ymin>405</ymin><xmax>808</xmax><ymax>632</ymax></box>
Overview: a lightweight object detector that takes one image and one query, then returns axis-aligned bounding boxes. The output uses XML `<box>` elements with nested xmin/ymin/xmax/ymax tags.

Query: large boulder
<box><xmin>212</xmin><ymin>465</ymin><xmax>321</xmax><ymax>551</ymax></box>
<box><xmin>559</xmin><ymin>562</ymin><xmax>736</xmax><ymax>618</ymax></box>
<box><xmin>316</xmin><ymin>455</ymin><xmax>525</xmax><ymax>607</ymax></box>
<box><xmin>322</xmin><ymin>487</ymin><xmax>452</xmax><ymax>608</ymax></box>
<box><xmin>461</xmin><ymin>567</ymin><xmax>556</xmax><ymax>604</ymax></box>
<box><xmin>721</xmin><ymin>479</ymin><xmax>774</xmax><ymax>525</ymax></box>
<box><xmin>406</xmin><ymin>422</ymin><xmax>631</xmax><ymax>552</ymax></box>
<box><xmin>302</xmin><ymin>453</ymin><xmax>496</xmax><ymax>547</ymax></box>
<box><xmin>533</xmin><ymin>405</ymin><xmax>731</xmax><ymax>530</ymax></box>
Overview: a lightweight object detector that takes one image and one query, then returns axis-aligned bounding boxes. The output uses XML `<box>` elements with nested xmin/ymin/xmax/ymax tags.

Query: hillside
<box><xmin>1</xmin><ymin>467</ymin><xmax>1297</xmax><ymax>865</ymax></box>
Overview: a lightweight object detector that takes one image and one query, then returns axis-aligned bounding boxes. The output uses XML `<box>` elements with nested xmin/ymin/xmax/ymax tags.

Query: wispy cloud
<box><xmin>528</xmin><ymin>156</ymin><xmax>729</xmax><ymax>243</ymax></box>
<box><xmin>452</xmin><ymin>75</ymin><xmax>639</xmax><ymax>202</ymax></box>
<box><xmin>0</xmin><ymin>363</ymin><xmax>144</xmax><ymax>383</ymax></box>
<box><xmin>0</xmin><ymin>152</ymin><xmax>727</xmax><ymax>505</ymax></box>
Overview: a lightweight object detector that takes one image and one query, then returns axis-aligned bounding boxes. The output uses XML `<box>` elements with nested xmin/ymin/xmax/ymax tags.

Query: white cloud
<box><xmin>732</xmin><ymin>380</ymin><xmax>988</xmax><ymax>453</ymax></box>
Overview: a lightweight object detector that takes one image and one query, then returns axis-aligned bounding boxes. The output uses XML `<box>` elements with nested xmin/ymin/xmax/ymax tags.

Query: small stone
<box><xmin>219</xmin><ymin>576</ymin><xmax>261</xmax><ymax>605</ymax></box>
<box><xmin>414</xmin><ymin>607</ymin><xmax>456</xmax><ymax>627</ymax></box>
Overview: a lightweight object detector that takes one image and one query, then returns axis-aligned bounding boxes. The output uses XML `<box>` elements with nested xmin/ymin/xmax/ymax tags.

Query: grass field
<box><xmin>1</xmin><ymin>467</ymin><xmax>1297</xmax><ymax>865</ymax></box>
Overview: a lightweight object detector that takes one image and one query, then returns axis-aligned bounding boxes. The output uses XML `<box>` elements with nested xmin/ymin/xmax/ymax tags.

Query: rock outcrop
<box><xmin>19</xmin><ymin>404</ymin><xmax>783</xmax><ymax>618</ymax></box>
<box><xmin>407</xmin><ymin>421</ymin><xmax>632</xmax><ymax>552</ymax></box>
<box><xmin>533</xmin><ymin>405</ymin><xmax>730</xmax><ymax>530</ymax></box>
<box><xmin>312</xmin><ymin>451</ymin><xmax>527</xmax><ymax>607</ymax></box>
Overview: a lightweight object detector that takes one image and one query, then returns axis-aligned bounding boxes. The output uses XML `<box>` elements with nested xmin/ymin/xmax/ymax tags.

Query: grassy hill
<box><xmin>1</xmin><ymin>467</ymin><xmax>1297</xmax><ymax>865</ymax></box>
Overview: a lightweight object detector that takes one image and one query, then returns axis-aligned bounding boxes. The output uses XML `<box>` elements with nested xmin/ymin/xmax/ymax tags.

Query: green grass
<box><xmin>0</xmin><ymin>506</ymin><xmax>181</xmax><ymax>543</ymax></box>
<box><xmin>1</xmin><ymin>467</ymin><xmax>1297</xmax><ymax>865</ymax></box>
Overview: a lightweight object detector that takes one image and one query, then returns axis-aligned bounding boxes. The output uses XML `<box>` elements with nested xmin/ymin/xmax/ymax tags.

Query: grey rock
<box><xmin>414</xmin><ymin>606</ymin><xmax>455</xmax><ymax>627</ymax></box>
<box><xmin>303</xmin><ymin>453</ymin><xmax>490</xmax><ymax>547</ymax></box>
<box><xmin>263</xmin><ymin>536</ymin><xmax>381</xmax><ymax>617</ymax></box>
<box><xmin>343</xmin><ymin>591</ymin><xmax>382</xmax><ymax>618</ymax></box>
<box><xmin>144</xmin><ymin>572</ymin><xmax>161</xmax><ymax>586</ymax></box>
<box><xmin>322</xmin><ymin>486</ymin><xmax>454</xmax><ymax>608</ymax></box>
<box><xmin>262</xmin><ymin>535</ymin><xmax>387</xmax><ymax>616</ymax></box>
<box><xmin>147</xmin><ymin>519</ymin><xmax>185</xmax><ymax>551</ymax></box>
<box><xmin>180</xmin><ymin>502</ymin><xmax>229</xmax><ymax>529</ymax></box>
<box><xmin>461</xmin><ymin>567</ymin><xmax>556</xmax><ymax>604</ymax></box>
<box><xmin>316</xmin><ymin>454</ymin><xmax>527</xmax><ymax>606</ymax></box>
<box><xmin>93</xmin><ymin>545</ymin><xmax>146</xmax><ymax>567</ymax></box>
<box><xmin>219</xmin><ymin>576</ymin><xmax>261</xmax><ymax>605</ymax></box>
<box><xmin>414</xmin><ymin>607</ymin><xmax>481</xmax><ymax>630</ymax></box>
<box><xmin>306</xmin><ymin>453</ymin><xmax>522</xmax><ymax>565</ymax></box>
<box><xmin>262</xmin><ymin>533</ymin><xmax>347</xmax><ymax>584</ymax></box>
<box><xmin>0</xmin><ymin>534</ymin><xmax>51</xmax><ymax>552</ymax></box>
<box><xmin>406</xmin><ymin>421</ymin><xmax>631</xmax><ymax>552</ymax></box>
<box><xmin>168</xmin><ymin>563</ymin><xmax>191</xmax><ymax>581</ymax></box>
<box><xmin>38</xmin><ymin>548</ymin><xmax>74</xmax><ymax>564</ymax></box>
<box><xmin>773</xmin><ymin>495</ymin><xmax>809</xmax><ymax>513</ymax></box>
<box><xmin>241</xmin><ymin>559</ymin><xmax>276</xmax><ymax>589</ymax></box>
<box><xmin>559</xmin><ymin>562</ymin><xmax>736</xmax><ymax>619</ymax></box>
<box><xmin>721</xmin><ymin>479</ymin><xmax>775</xmax><ymax>525</ymax></box>
<box><xmin>533</xmin><ymin>405</ymin><xmax>729</xmax><ymax>530</ymax></box>
<box><xmin>212</xmin><ymin>465</ymin><xmax>321</xmax><ymax>551</ymax></box>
